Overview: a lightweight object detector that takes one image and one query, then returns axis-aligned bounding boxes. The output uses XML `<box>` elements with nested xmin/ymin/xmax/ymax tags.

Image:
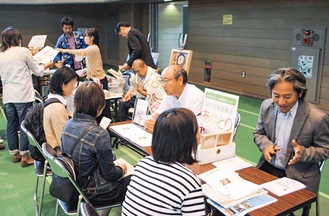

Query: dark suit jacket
<box><xmin>126</xmin><ymin>28</ymin><xmax>156</xmax><ymax>69</ymax></box>
<box><xmin>254</xmin><ymin>98</ymin><xmax>329</xmax><ymax>193</ymax></box>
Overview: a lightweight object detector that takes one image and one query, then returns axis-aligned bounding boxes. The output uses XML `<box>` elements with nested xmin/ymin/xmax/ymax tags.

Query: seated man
<box><xmin>254</xmin><ymin>68</ymin><xmax>329</xmax><ymax>194</ymax></box>
<box><xmin>145</xmin><ymin>65</ymin><xmax>204</xmax><ymax>132</ymax></box>
<box><xmin>116</xmin><ymin>59</ymin><xmax>165</xmax><ymax>121</ymax></box>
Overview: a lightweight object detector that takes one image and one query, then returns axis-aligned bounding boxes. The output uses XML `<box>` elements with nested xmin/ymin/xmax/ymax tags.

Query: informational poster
<box><xmin>132</xmin><ymin>98</ymin><xmax>149</xmax><ymax>126</ymax></box>
<box><xmin>199</xmin><ymin>88</ymin><xmax>239</xmax><ymax>149</ymax></box>
<box><xmin>297</xmin><ymin>55</ymin><xmax>313</xmax><ymax>78</ymax></box>
<box><xmin>223</xmin><ymin>15</ymin><xmax>233</xmax><ymax>25</ymax></box>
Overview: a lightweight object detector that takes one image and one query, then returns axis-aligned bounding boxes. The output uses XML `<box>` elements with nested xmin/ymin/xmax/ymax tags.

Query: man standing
<box><xmin>115</xmin><ymin>22</ymin><xmax>156</xmax><ymax>71</ymax></box>
<box><xmin>116</xmin><ymin>59</ymin><xmax>165</xmax><ymax>121</ymax></box>
<box><xmin>145</xmin><ymin>65</ymin><xmax>204</xmax><ymax>132</ymax></box>
<box><xmin>254</xmin><ymin>68</ymin><xmax>329</xmax><ymax>194</ymax></box>
<box><xmin>54</xmin><ymin>17</ymin><xmax>87</xmax><ymax>69</ymax></box>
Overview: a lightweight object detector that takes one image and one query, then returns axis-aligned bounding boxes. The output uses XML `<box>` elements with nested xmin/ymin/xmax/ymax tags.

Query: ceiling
<box><xmin>0</xmin><ymin>0</ymin><xmax>184</xmax><ymax>4</ymax></box>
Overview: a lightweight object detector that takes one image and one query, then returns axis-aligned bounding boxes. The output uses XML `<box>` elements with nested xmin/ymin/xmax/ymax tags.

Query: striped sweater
<box><xmin>122</xmin><ymin>156</ymin><xmax>205</xmax><ymax>216</ymax></box>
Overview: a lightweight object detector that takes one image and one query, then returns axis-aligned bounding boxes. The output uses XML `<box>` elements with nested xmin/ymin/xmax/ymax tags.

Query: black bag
<box><xmin>49</xmin><ymin>155</ymin><xmax>79</xmax><ymax>206</ymax></box>
<box><xmin>49</xmin><ymin>125</ymin><xmax>97</xmax><ymax>205</ymax></box>
<box><xmin>24</xmin><ymin>98</ymin><xmax>61</xmax><ymax>161</ymax></box>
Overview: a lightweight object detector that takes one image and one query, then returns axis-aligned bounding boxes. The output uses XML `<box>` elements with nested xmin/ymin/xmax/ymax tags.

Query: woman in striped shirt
<box><xmin>122</xmin><ymin>108</ymin><xmax>205</xmax><ymax>216</ymax></box>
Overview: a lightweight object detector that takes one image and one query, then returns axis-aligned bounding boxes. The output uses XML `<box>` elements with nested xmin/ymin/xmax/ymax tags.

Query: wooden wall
<box><xmin>187</xmin><ymin>0</ymin><xmax>329</xmax><ymax>113</ymax></box>
<box><xmin>0</xmin><ymin>3</ymin><xmax>150</xmax><ymax>66</ymax></box>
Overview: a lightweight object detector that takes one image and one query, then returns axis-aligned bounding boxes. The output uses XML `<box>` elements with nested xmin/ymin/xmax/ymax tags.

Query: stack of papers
<box><xmin>110</xmin><ymin>123</ymin><xmax>152</xmax><ymax>147</ymax></box>
<box><xmin>199</xmin><ymin>168</ymin><xmax>266</xmax><ymax>208</ymax></box>
<box><xmin>261</xmin><ymin>177</ymin><xmax>306</xmax><ymax>196</ymax></box>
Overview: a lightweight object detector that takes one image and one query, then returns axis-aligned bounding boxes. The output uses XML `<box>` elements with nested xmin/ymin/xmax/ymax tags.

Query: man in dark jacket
<box><xmin>115</xmin><ymin>22</ymin><xmax>156</xmax><ymax>71</ymax></box>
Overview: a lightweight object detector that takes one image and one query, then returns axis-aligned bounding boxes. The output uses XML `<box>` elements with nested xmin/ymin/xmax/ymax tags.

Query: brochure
<box><xmin>207</xmin><ymin>193</ymin><xmax>277</xmax><ymax>216</ymax></box>
<box><xmin>261</xmin><ymin>177</ymin><xmax>306</xmax><ymax>196</ymax></box>
<box><xmin>33</xmin><ymin>46</ymin><xmax>59</xmax><ymax>64</ymax></box>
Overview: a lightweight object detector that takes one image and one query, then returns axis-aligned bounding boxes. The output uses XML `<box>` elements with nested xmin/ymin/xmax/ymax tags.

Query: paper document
<box><xmin>99</xmin><ymin>117</ymin><xmax>112</xmax><ymax>129</ymax></box>
<box><xmin>207</xmin><ymin>193</ymin><xmax>277</xmax><ymax>216</ymax></box>
<box><xmin>110</xmin><ymin>123</ymin><xmax>152</xmax><ymax>147</ymax></box>
<box><xmin>115</xmin><ymin>158</ymin><xmax>135</xmax><ymax>178</ymax></box>
<box><xmin>212</xmin><ymin>156</ymin><xmax>253</xmax><ymax>171</ymax></box>
<box><xmin>28</xmin><ymin>35</ymin><xmax>47</xmax><ymax>48</ymax></box>
<box><xmin>261</xmin><ymin>177</ymin><xmax>306</xmax><ymax>196</ymax></box>
<box><xmin>199</xmin><ymin>168</ymin><xmax>264</xmax><ymax>204</ymax></box>
<box><xmin>33</xmin><ymin>46</ymin><xmax>59</xmax><ymax>64</ymax></box>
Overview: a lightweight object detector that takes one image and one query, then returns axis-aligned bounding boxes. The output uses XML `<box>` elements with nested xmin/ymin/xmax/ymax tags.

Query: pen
<box><xmin>273</xmin><ymin>141</ymin><xmax>278</xmax><ymax>152</ymax></box>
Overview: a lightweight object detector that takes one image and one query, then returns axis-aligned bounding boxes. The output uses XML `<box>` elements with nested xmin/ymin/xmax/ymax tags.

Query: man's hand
<box><xmin>54</xmin><ymin>60</ymin><xmax>63</xmax><ymax>68</ymax></box>
<box><xmin>264</xmin><ymin>144</ymin><xmax>281</xmax><ymax>163</ymax></box>
<box><xmin>288</xmin><ymin>139</ymin><xmax>303</xmax><ymax>165</ymax></box>
<box><xmin>114</xmin><ymin>160</ymin><xmax>127</xmax><ymax>174</ymax></box>
<box><xmin>144</xmin><ymin>118</ymin><xmax>156</xmax><ymax>133</ymax></box>
<box><xmin>119</xmin><ymin>63</ymin><xmax>131</xmax><ymax>71</ymax></box>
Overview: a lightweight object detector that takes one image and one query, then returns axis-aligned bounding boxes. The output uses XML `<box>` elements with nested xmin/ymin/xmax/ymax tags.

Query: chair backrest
<box><xmin>319</xmin><ymin>160</ymin><xmax>326</xmax><ymax>172</ymax></box>
<box><xmin>21</xmin><ymin>120</ymin><xmax>48</xmax><ymax>161</ymax></box>
<box><xmin>42</xmin><ymin>143</ymin><xmax>91</xmax><ymax>204</ymax></box>
<box><xmin>34</xmin><ymin>90</ymin><xmax>44</xmax><ymax>104</ymax></box>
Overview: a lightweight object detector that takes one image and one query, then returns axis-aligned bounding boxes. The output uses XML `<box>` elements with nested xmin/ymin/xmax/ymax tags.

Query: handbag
<box><xmin>49</xmin><ymin>125</ymin><xmax>97</xmax><ymax>206</ymax></box>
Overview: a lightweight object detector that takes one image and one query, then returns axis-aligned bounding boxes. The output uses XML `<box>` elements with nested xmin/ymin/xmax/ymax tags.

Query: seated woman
<box><xmin>43</xmin><ymin>66</ymin><xmax>78</xmax><ymax>155</ymax></box>
<box><xmin>61</xmin><ymin>82</ymin><xmax>129</xmax><ymax>212</ymax></box>
<box><xmin>122</xmin><ymin>108</ymin><xmax>205</xmax><ymax>215</ymax></box>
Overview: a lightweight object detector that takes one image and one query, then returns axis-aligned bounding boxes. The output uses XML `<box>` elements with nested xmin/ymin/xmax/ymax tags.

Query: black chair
<box><xmin>42</xmin><ymin>142</ymin><xmax>121</xmax><ymax>216</ymax></box>
<box><xmin>21</xmin><ymin>120</ymin><xmax>52</xmax><ymax>216</ymax></box>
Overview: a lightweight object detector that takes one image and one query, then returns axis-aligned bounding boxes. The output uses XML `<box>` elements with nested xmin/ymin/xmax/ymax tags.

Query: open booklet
<box><xmin>114</xmin><ymin>158</ymin><xmax>134</xmax><ymax>178</ymax></box>
<box><xmin>207</xmin><ymin>193</ymin><xmax>277</xmax><ymax>216</ymax></box>
<box><xmin>199</xmin><ymin>168</ymin><xmax>266</xmax><ymax>208</ymax></box>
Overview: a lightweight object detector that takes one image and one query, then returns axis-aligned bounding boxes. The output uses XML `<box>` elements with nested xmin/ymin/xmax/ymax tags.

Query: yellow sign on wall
<box><xmin>223</xmin><ymin>14</ymin><xmax>233</xmax><ymax>25</ymax></box>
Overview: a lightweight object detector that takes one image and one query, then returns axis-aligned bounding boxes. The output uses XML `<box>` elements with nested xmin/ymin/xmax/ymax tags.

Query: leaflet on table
<box><xmin>28</xmin><ymin>35</ymin><xmax>47</xmax><ymax>48</ymax></box>
<box><xmin>212</xmin><ymin>156</ymin><xmax>253</xmax><ymax>172</ymax></box>
<box><xmin>199</xmin><ymin>168</ymin><xmax>264</xmax><ymax>202</ymax></box>
<box><xmin>110</xmin><ymin>123</ymin><xmax>152</xmax><ymax>147</ymax></box>
<box><xmin>261</xmin><ymin>177</ymin><xmax>306</xmax><ymax>196</ymax></box>
<box><xmin>33</xmin><ymin>46</ymin><xmax>59</xmax><ymax>64</ymax></box>
<box><xmin>207</xmin><ymin>193</ymin><xmax>277</xmax><ymax>216</ymax></box>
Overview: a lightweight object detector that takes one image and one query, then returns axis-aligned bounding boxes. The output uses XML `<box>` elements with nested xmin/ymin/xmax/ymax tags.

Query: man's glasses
<box><xmin>160</xmin><ymin>75</ymin><xmax>181</xmax><ymax>85</ymax></box>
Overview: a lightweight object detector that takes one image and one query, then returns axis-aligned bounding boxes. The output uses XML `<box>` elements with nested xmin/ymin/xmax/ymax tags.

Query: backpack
<box><xmin>24</xmin><ymin>98</ymin><xmax>61</xmax><ymax>161</ymax></box>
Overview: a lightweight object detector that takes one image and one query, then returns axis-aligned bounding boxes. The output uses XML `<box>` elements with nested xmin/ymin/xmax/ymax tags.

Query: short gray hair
<box><xmin>267</xmin><ymin>68</ymin><xmax>307</xmax><ymax>99</ymax></box>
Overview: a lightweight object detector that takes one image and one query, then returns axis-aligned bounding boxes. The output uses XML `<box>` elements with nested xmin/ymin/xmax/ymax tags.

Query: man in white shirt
<box><xmin>145</xmin><ymin>65</ymin><xmax>204</xmax><ymax>132</ymax></box>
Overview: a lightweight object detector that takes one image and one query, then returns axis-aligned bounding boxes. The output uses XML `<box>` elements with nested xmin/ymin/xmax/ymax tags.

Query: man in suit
<box><xmin>115</xmin><ymin>22</ymin><xmax>156</xmax><ymax>71</ymax></box>
<box><xmin>254</xmin><ymin>68</ymin><xmax>329</xmax><ymax>194</ymax></box>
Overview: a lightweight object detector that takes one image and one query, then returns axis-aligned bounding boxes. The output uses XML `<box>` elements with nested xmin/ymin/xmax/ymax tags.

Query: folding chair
<box><xmin>20</xmin><ymin>120</ymin><xmax>52</xmax><ymax>216</ymax></box>
<box><xmin>80</xmin><ymin>202</ymin><xmax>100</xmax><ymax>216</ymax></box>
<box><xmin>42</xmin><ymin>142</ymin><xmax>121</xmax><ymax>216</ymax></box>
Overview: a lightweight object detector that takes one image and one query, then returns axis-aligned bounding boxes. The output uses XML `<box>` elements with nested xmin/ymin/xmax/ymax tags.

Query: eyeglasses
<box><xmin>160</xmin><ymin>75</ymin><xmax>181</xmax><ymax>85</ymax></box>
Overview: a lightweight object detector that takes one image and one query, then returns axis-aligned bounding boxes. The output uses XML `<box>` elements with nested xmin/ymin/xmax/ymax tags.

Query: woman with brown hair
<box><xmin>0</xmin><ymin>27</ymin><xmax>53</xmax><ymax>166</ymax></box>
